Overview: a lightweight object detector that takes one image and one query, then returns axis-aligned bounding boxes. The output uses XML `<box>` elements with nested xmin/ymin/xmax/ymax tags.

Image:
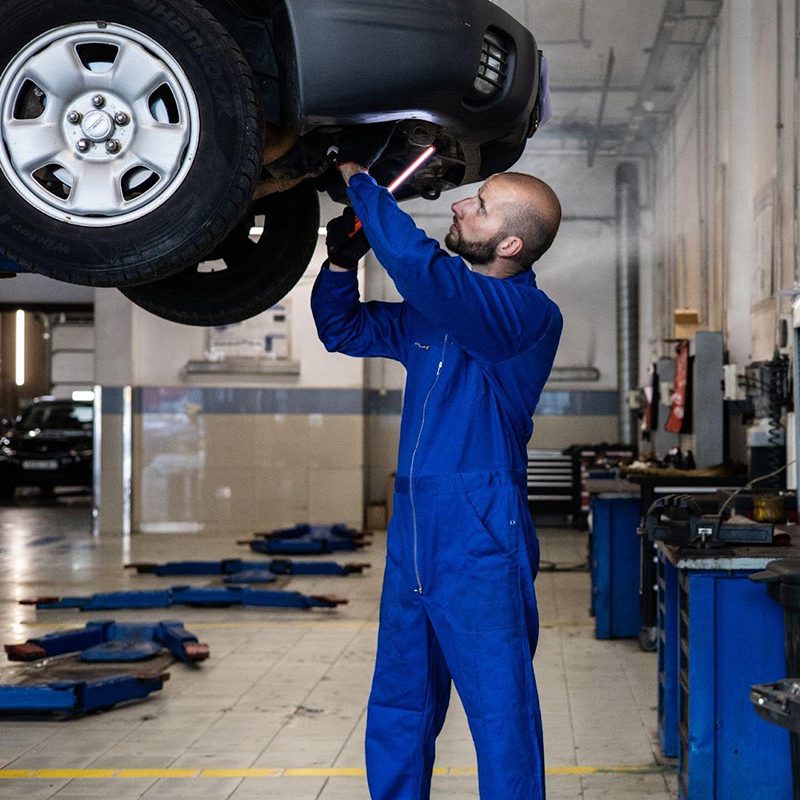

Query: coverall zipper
<box><xmin>408</xmin><ymin>334</ymin><xmax>448</xmax><ymax>593</ymax></box>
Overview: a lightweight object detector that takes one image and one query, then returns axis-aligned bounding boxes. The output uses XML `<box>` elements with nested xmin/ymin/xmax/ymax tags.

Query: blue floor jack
<box><xmin>22</xmin><ymin>585</ymin><xmax>348</xmax><ymax>611</ymax></box>
<box><xmin>240</xmin><ymin>524</ymin><xmax>372</xmax><ymax>556</ymax></box>
<box><xmin>126</xmin><ymin>558</ymin><xmax>370</xmax><ymax>584</ymax></box>
<box><xmin>5</xmin><ymin>620</ymin><xmax>209</xmax><ymax>663</ymax></box>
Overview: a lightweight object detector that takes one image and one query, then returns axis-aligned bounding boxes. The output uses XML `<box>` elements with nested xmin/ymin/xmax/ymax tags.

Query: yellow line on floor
<box><xmin>0</xmin><ymin>765</ymin><xmax>667</xmax><ymax>780</ymax></box>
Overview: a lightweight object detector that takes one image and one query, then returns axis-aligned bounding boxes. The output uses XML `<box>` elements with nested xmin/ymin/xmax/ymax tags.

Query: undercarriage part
<box><xmin>256</xmin><ymin>128</ymin><xmax>333</xmax><ymax>198</ymax></box>
<box><xmin>270</xmin><ymin>121</ymin><xmax>467</xmax><ymax>206</ymax></box>
<box><xmin>263</xmin><ymin>124</ymin><xmax>299</xmax><ymax>166</ymax></box>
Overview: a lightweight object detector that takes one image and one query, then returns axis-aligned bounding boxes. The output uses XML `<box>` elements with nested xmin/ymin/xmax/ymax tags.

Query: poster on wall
<box><xmin>207</xmin><ymin>302</ymin><xmax>290</xmax><ymax>361</ymax></box>
<box><xmin>752</xmin><ymin>181</ymin><xmax>775</xmax><ymax>306</ymax></box>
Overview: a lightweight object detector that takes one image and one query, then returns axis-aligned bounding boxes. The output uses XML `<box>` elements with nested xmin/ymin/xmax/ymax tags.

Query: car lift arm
<box><xmin>0</xmin><ymin>673</ymin><xmax>168</xmax><ymax>716</ymax></box>
<box><xmin>6</xmin><ymin>621</ymin><xmax>209</xmax><ymax>663</ymax></box>
<box><xmin>22</xmin><ymin>586</ymin><xmax>347</xmax><ymax>611</ymax></box>
<box><xmin>126</xmin><ymin>558</ymin><xmax>370</xmax><ymax>578</ymax></box>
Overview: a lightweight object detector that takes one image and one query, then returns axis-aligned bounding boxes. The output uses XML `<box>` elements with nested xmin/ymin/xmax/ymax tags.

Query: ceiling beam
<box><xmin>623</xmin><ymin>0</ymin><xmax>723</xmax><ymax>146</ymax></box>
<box><xmin>588</xmin><ymin>49</ymin><xmax>616</xmax><ymax>168</ymax></box>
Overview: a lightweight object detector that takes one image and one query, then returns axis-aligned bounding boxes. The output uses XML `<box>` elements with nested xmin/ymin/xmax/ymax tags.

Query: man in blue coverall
<box><xmin>311</xmin><ymin>146</ymin><xmax>563</xmax><ymax>799</ymax></box>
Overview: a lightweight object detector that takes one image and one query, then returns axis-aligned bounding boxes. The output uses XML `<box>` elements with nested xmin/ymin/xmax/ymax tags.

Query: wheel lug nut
<box><xmin>67</xmin><ymin>111</ymin><xmax>81</xmax><ymax>124</ymax></box>
<box><xmin>105</xmin><ymin>140</ymin><xmax>121</xmax><ymax>154</ymax></box>
<box><xmin>76</xmin><ymin>139</ymin><xmax>90</xmax><ymax>153</ymax></box>
<box><xmin>114</xmin><ymin>112</ymin><xmax>130</xmax><ymax>126</ymax></box>
<box><xmin>91</xmin><ymin>95</ymin><xmax>105</xmax><ymax>108</ymax></box>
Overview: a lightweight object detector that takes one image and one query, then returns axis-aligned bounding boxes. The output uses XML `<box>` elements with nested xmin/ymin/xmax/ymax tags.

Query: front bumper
<box><xmin>3</xmin><ymin>456</ymin><xmax>91</xmax><ymax>488</ymax></box>
<box><xmin>280</xmin><ymin>0</ymin><xmax>539</xmax><ymax>143</ymax></box>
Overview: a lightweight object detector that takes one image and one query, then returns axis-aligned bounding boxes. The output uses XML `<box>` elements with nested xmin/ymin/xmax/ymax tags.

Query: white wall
<box><xmin>94</xmin><ymin>237</ymin><xmax>365</xmax><ymax>390</ymax></box>
<box><xmin>649</xmin><ymin>0</ymin><xmax>798</xmax><ymax>365</ymax></box>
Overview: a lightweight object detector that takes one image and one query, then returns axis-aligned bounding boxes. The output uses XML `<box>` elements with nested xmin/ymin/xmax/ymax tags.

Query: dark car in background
<box><xmin>0</xmin><ymin>0</ymin><xmax>544</xmax><ymax>327</ymax></box>
<box><xmin>0</xmin><ymin>399</ymin><xmax>93</xmax><ymax>502</ymax></box>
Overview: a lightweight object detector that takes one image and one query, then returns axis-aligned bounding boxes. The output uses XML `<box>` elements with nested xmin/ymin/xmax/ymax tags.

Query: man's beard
<box><xmin>445</xmin><ymin>226</ymin><xmax>504</xmax><ymax>266</ymax></box>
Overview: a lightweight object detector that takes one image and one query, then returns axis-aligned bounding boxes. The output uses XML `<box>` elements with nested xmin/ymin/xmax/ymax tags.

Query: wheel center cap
<box><xmin>81</xmin><ymin>110</ymin><xmax>115</xmax><ymax>142</ymax></box>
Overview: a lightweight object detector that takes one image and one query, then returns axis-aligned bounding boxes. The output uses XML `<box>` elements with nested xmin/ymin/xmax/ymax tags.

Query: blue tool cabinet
<box><xmin>589</xmin><ymin>494</ymin><xmax>642</xmax><ymax>639</ymax></box>
<box><xmin>657</xmin><ymin>543</ymin><xmax>792</xmax><ymax>799</ymax></box>
<box><xmin>657</xmin><ymin>551</ymin><xmax>680</xmax><ymax>758</ymax></box>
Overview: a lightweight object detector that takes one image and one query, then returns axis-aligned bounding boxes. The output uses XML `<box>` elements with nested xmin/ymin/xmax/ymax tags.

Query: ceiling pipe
<box><xmin>616</xmin><ymin>163</ymin><xmax>641</xmax><ymax>446</ymax></box>
<box><xmin>623</xmin><ymin>0</ymin><xmax>723</xmax><ymax>148</ymax></box>
<box><xmin>588</xmin><ymin>48</ymin><xmax>616</xmax><ymax>168</ymax></box>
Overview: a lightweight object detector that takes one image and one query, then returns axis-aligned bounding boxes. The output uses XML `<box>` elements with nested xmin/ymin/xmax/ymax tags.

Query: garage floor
<box><xmin>0</xmin><ymin>500</ymin><xmax>677</xmax><ymax>799</ymax></box>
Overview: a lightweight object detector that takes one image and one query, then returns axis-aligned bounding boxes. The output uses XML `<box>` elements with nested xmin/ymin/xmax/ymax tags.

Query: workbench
<box><xmin>657</xmin><ymin>540</ymin><xmax>794</xmax><ymax>799</ymax></box>
<box><xmin>624</xmin><ymin>471</ymin><xmax>746</xmax><ymax>650</ymax></box>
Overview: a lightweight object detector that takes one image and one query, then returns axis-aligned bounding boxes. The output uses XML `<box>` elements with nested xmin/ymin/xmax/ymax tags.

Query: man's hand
<box><xmin>326</xmin><ymin>207</ymin><xmax>371</xmax><ymax>270</ymax></box>
<box><xmin>339</xmin><ymin>163</ymin><xmax>368</xmax><ymax>184</ymax></box>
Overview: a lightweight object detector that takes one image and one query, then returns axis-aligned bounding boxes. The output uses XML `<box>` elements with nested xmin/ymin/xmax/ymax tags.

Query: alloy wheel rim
<box><xmin>0</xmin><ymin>22</ymin><xmax>201</xmax><ymax>227</ymax></box>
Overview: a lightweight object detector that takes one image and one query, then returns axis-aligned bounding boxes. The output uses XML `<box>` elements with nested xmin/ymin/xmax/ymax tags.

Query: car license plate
<box><xmin>22</xmin><ymin>460</ymin><xmax>58</xmax><ymax>470</ymax></box>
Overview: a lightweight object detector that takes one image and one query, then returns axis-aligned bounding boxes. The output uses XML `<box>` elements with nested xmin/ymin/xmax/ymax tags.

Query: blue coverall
<box><xmin>311</xmin><ymin>173</ymin><xmax>563</xmax><ymax>800</ymax></box>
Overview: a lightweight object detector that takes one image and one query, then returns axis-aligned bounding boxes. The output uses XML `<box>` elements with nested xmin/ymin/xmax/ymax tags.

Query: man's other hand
<box><xmin>326</xmin><ymin>207</ymin><xmax>371</xmax><ymax>270</ymax></box>
<box><xmin>339</xmin><ymin>163</ymin><xmax>368</xmax><ymax>184</ymax></box>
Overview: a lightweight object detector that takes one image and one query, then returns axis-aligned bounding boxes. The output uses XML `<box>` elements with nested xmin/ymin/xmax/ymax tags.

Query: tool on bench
<box><xmin>752</xmin><ymin>680</ymin><xmax>800</xmax><ymax>732</ymax></box>
<box><xmin>640</xmin><ymin>494</ymin><xmax>776</xmax><ymax>547</ymax></box>
<box><xmin>5</xmin><ymin>621</ymin><xmax>208</xmax><ymax>664</ymax></box>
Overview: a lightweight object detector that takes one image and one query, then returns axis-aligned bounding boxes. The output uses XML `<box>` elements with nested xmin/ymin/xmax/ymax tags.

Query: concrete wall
<box><xmin>95</xmin><ymin>237</ymin><xmax>371</xmax><ymax>535</ymax></box>
<box><xmin>648</xmin><ymin>0</ymin><xmax>797</xmax><ymax>366</ymax></box>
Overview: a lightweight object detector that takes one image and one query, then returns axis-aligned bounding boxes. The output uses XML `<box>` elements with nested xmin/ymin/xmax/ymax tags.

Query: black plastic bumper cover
<box><xmin>280</xmin><ymin>0</ymin><xmax>539</xmax><ymax>142</ymax></box>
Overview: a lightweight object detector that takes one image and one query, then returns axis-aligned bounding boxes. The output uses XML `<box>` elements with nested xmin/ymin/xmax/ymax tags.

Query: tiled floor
<box><xmin>0</xmin><ymin>499</ymin><xmax>676</xmax><ymax>799</ymax></box>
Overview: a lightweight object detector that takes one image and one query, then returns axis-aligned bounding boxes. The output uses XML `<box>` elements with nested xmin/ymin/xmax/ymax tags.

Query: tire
<box><xmin>120</xmin><ymin>182</ymin><xmax>321</xmax><ymax>326</ymax></box>
<box><xmin>0</xmin><ymin>0</ymin><xmax>264</xmax><ymax>287</ymax></box>
<box><xmin>638</xmin><ymin>625</ymin><xmax>658</xmax><ymax>653</ymax></box>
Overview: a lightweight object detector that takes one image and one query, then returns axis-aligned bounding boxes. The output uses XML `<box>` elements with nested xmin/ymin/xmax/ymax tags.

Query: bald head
<box><xmin>491</xmin><ymin>172</ymin><xmax>562</xmax><ymax>267</ymax></box>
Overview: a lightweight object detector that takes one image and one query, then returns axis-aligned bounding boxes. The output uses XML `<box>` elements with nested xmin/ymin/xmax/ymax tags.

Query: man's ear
<box><xmin>497</xmin><ymin>236</ymin><xmax>523</xmax><ymax>259</ymax></box>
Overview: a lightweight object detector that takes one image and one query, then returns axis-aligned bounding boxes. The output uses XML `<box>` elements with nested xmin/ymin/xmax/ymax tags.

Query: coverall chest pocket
<box><xmin>460</xmin><ymin>483</ymin><xmax>520</xmax><ymax>563</ymax></box>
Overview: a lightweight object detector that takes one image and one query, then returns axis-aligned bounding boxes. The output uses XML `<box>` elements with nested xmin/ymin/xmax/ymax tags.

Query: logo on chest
<box><xmin>413</xmin><ymin>342</ymin><xmax>431</xmax><ymax>351</ymax></box>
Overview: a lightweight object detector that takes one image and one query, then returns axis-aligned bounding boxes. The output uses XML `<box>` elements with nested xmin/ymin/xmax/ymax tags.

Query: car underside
<box><xmin>0</xmin><ymin>0</ymin><xmax>543</xmax><ymax>325</ymax></box>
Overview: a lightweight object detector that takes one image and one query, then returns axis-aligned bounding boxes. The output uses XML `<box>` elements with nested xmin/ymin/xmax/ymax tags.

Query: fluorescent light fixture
<box><xmin>72</xmin><ymin>390</ymin><xmax>95</xmax><ymax>402</ymax></box>
<box><xmin>14</xmin><ymin>310</ymin><xmax>24</xmax><ymax>387</ymax></box>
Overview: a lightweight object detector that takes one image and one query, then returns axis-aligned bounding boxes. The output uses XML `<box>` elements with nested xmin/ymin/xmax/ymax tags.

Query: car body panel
<box><xmin>278</xmin><ymin>0</ymin><xmax>539</xmax><ymax>140</ymax></box>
